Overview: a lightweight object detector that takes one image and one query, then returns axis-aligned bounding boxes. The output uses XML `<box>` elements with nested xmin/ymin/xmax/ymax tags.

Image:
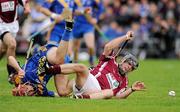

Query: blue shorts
<box><xmin>49</xmin><ymin>30</ymin><xmax>63</xmax><ymax>44</ymax></box>
<box><xmin>49</xmin><ymin>30</ymin><xmax>73</xmax><ymax>44</ymax></box>
<box><xmin>73</xmin><ymin>22</ymin><xmax>94</xmax><ymax>39</ymax></box>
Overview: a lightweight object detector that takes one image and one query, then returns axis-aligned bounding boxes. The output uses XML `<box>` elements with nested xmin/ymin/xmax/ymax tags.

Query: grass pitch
<box><xmin>0</xmin><ymin>56</ymin><xmax>180</xmax><ymax>112</ymax></box>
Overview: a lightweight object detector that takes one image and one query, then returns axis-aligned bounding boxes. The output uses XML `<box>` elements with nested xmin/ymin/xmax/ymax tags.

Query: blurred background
<box><xmin>16</xmin><ymin>0</ymin><xmax>180</xmax><ymax>60</ymax></box>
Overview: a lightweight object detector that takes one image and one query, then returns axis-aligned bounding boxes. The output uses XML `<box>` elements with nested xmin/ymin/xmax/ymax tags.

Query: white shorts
<box><xmin>0</xmin><ymin>20</ymin><xmax>19</xmax><ymax>38</ymax></box>
<box><xmin>73</xmin><ymin>73</ymin><xmax>101</xmax><ymax>96</ymax></box>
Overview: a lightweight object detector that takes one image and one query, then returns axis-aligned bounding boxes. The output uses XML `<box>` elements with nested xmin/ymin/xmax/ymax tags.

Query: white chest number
<box><xmin>1</xmin><ymin>1</ymin><xmax>15</xmax><ymax>12</ymax></box>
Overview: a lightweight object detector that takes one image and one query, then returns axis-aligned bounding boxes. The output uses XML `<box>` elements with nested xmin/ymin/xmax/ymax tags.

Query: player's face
<box><xmin>121</xmin><ymin>62</ymin><xmax>133</xmax><ymax>73</ymax></box>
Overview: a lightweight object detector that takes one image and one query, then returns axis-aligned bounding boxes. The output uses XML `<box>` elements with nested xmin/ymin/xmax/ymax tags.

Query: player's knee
<box><xmin>86</xmin><ymin>43</ymin><xmax>94</xmax><ymax>49</ymax></box>
<box><xmin>57</xmin><ymin>89</ymin><xmax>69</xmax><ymax>96</ymax></box>
<box><xmin>74</xmin><ymin>64</ymin><xmax>88</xmax><ymax>72</ymax></box>
<box><xmin>8</xmin><ymin>40</ymin><xmax>16</xmax><ymax>49</ymax></box>
<box><xmin>8</xmin><ymin>56</ymin><xmax>14</xmax><ymax>62</ymax></box>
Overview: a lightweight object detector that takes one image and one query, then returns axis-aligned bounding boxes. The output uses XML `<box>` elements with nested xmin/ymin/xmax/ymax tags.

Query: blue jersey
<box><xmin>42</xmin><ymin>0</ymin><xmax>75</xmax><ymax>39</ymax></box>
<box><xmin>21</xmin><ymin>44</ymin><xmax>70</xmax><ymax>96</ymax></box>
<box><xmin>74</xmin><ymin>0</ymin><xmax>104</xmax><ymax>25</ymax></box>
<box><xmin>73</xmin><ymin>0</ymin><xmax>104</xmax><ymax>38</ymax></box>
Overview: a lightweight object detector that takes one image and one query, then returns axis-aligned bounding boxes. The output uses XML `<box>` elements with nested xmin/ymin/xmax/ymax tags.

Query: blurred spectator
<box><xmin>103</xmin><ymin>21</ymin><xmax>125</xmax><ymax>40</ymax></box>
<box><xmin>175</xmin><ymin>23</ymin><xmax>180</xmax><ymax>58</ymax></box>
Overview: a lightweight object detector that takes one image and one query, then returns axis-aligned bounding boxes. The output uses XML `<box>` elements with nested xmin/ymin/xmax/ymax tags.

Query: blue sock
<box><xmin>62</xmin><ymin>30</ymin><xmax>71</xmax><ymax>41</ymax></box>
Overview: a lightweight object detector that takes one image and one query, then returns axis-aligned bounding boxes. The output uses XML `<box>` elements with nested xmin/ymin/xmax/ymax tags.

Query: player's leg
<box><xmin>2</xmin><ymin>32</ymin><xmax>17</xmax><ymax>58</ymax></box>
<box><xmin>7</xmin><ymin>56</ymin><xmax>24</xmax><ymax>74</ymax></box>
<box><xmin>54</xmin><ymin>75</ymin><xmax>73</xmax><ymax>96</ymax></box>
<box><xmin>60</xmin><ymin>63</ymin><xmax>89</xmax><ymax>88</ymax></box>
<box><xmin>7</xmin><ymin>56</ymin><xmax>24</xmax><ymax>84</ymax></box>
<box><xmin>67</xmin><ymin>39</ymin><xmax>73</xmax><ymax>62</ymax></box>
<box><xmin>73</xmin><ymin>38</ymin><xmax>81</xmax><ymax>63</ymax></box>
<box><xmin>0</xmin><ymin>40</ymin><xmax>6</xmax><ymax>60</ymax></box>
<box><xmin>60</xmin><ymin>63</ymin><xmax>101</xmax><ymax>96</ymax></box>
<box><xmin>84</xmin><ymin>32</ymin><xmax>95</xmax><ymax>66</ymax></box>
<box><xmin>47</xmin><ymin>20</ymin><xmax>74</xmax><ymax>64</ymax></box>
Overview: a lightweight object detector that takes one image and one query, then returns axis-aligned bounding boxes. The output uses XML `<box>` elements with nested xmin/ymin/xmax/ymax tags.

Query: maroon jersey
<box><xmin>0</xmin><ymin>0</ymin><xmax>27</xmax><ymax>23</ymax></box>
<box><xmin>90</xmin><ymin>53</ymin><xmax>128</xmax><ymax>95</ymax></box>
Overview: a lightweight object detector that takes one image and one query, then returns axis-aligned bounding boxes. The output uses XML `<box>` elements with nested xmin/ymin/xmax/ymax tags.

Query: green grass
<box><xmin>0</xmin><ymin>57</ymin><xmax>180</xmax><ymax>112</ymax></box>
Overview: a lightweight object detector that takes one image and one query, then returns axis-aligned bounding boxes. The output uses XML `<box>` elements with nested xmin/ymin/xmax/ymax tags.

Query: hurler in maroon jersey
<box><xmin>0</xmin><ymin>0</ymin><xmax>30</xmax><ymax>84</ymax></box>
<box><xmin>54</xmin><ymin>31</ymin><xmax>146</xmax><ymax>99</ymax></box>
<box><xmin>0</xmin><ymin>0</ymin><xmax>30</xmax><ymax>60</ymax></box>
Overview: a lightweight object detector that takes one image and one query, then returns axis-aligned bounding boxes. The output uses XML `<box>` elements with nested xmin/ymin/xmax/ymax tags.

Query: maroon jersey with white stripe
<box><xmin>90</xmin><ymin>53</ymin><xmax>128</xmax><ymax>95</ymax></box>
<box><xmin>0</xmin><ymin>0</ymin><xmax>27</xmax><ymax>23</ymax></box>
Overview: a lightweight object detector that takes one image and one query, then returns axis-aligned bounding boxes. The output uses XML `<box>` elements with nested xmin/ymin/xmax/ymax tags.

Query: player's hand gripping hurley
<box><xmin>114</xmin><ymin>31</ymin><xmax>134</xmax><ymax>57</ymax></box>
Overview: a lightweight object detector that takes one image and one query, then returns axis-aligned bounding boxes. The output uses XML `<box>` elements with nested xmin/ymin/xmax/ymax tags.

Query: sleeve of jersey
<box><xmin>99</xmin><ymin>51</ymin><xmax>114</xmax><ymax>61</ymax></box>
<box><xmin>18</xmin><ymin>0</ymin><xmax>29</xmax><ymax>7</ymax></box>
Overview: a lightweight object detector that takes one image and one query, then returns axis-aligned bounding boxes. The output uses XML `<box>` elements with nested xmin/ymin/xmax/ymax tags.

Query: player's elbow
<box><xmin>103</xmin><ymin>44</ymin><xmax>112</xmax><ymax>56</ymax></box>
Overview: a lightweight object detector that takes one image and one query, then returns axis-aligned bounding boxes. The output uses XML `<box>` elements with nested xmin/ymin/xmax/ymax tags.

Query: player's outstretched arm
<box><xmin>36</xmin><ymin>5</ymin><xmax>63</xmax><ymax>22</ymax></box>
<box><xmin>115</xmin><ymin>88</ymin><xmax>134</xmax><ymax>99</ymax></box>
<box><xmin>88</xmin><ymin>89</ymin><xmax>113</xmax><ymax>99</ymax></box>
<box><xmin>103</xmin><ymin>31</ymin><xmax>134</xmax><ymax>56</ymax></box>
<box><xmin>115</xmin><ymin>81</ymin><xmax>146</xmax><ymax>99</ymax></box>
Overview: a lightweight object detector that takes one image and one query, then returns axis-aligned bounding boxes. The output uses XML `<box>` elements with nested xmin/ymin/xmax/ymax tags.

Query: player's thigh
<box><xmin>3</xmin><ymin>33</ymin><xmax>17</xmax><ymax>47</ymax></box>
<box><xmin>49</xmin><ymin>31</ymin><xmax>62</xmax><ymax>44</ymax></box>
<box><xmin>84</xmin><ymin>32</ymin><xmax>95</xmax><ymax>48</ymax></box>
<box><xmin>73</xmin><ymin>73</ymin><xmax>101</xmax><ymax>95</ymax></box>
<box><xmin>0</xmin><ymin>40</ymin><xmax>7</xmax><ymax>55</ymax></box>
<box><xmin>46</xmin><ymin>47</ymin><xmax>58</xmax><ymax>65</ymax></box>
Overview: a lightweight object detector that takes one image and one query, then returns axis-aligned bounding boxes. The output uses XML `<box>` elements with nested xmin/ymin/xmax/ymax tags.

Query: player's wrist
<box><xmin>125</xmin><ymin>34</ymin><xmax>129</xmax><ymax>40</ymax></box>
<box><xmin>51</xmin><ymin>13</ymin><xmax>58</xmax><ymax>19</ymax></box>
<box><xmin>130</xmin><ymin>86</ymin><xmax>135</xmax><ymax>92</ymax></box>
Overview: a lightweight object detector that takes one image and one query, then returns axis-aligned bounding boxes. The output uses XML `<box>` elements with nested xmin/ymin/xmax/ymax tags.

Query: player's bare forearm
<box><xmin>24</xmin><ymin>2</ymin><xmax>31</xmax><ymax>14</ymax></box>
<box><xmin>103</xmin><ymin>31</ymin><xmax>134</xmax><ymax>56</ymax></box>
<box><xmin>115</xmin><ymin>88</ymin><xmax>134</xmax><ymax>99</ymax></box>
<box><xmin>36</xmin><ymin>5</ymin><xmax>52</xmax><ymax>17</ymax></box>
<box><xmin>36</xmin><ymin>5</ymin><xmax>62</xmax><ymax>21</ymax></box>
<box><xmin>89</xmin><ymin>89</ymin><xmax>114</xmax><ymax>99</ymax></box>
<box><xmin>103</xmin><ymin>35</ymin><xmax>127</xmax><ymax>56</ymax></box>
<box><xmin>116</xmin><ymin>81</ymin><xmax>146</xmax><ymax>99</ymax></box>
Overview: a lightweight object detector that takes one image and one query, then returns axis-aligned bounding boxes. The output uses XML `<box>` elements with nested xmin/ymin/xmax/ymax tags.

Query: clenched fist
<box><xmin>126</xmin><ymin>31</ymin><xmax>134</xmax><ymax>40</ymax></box>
